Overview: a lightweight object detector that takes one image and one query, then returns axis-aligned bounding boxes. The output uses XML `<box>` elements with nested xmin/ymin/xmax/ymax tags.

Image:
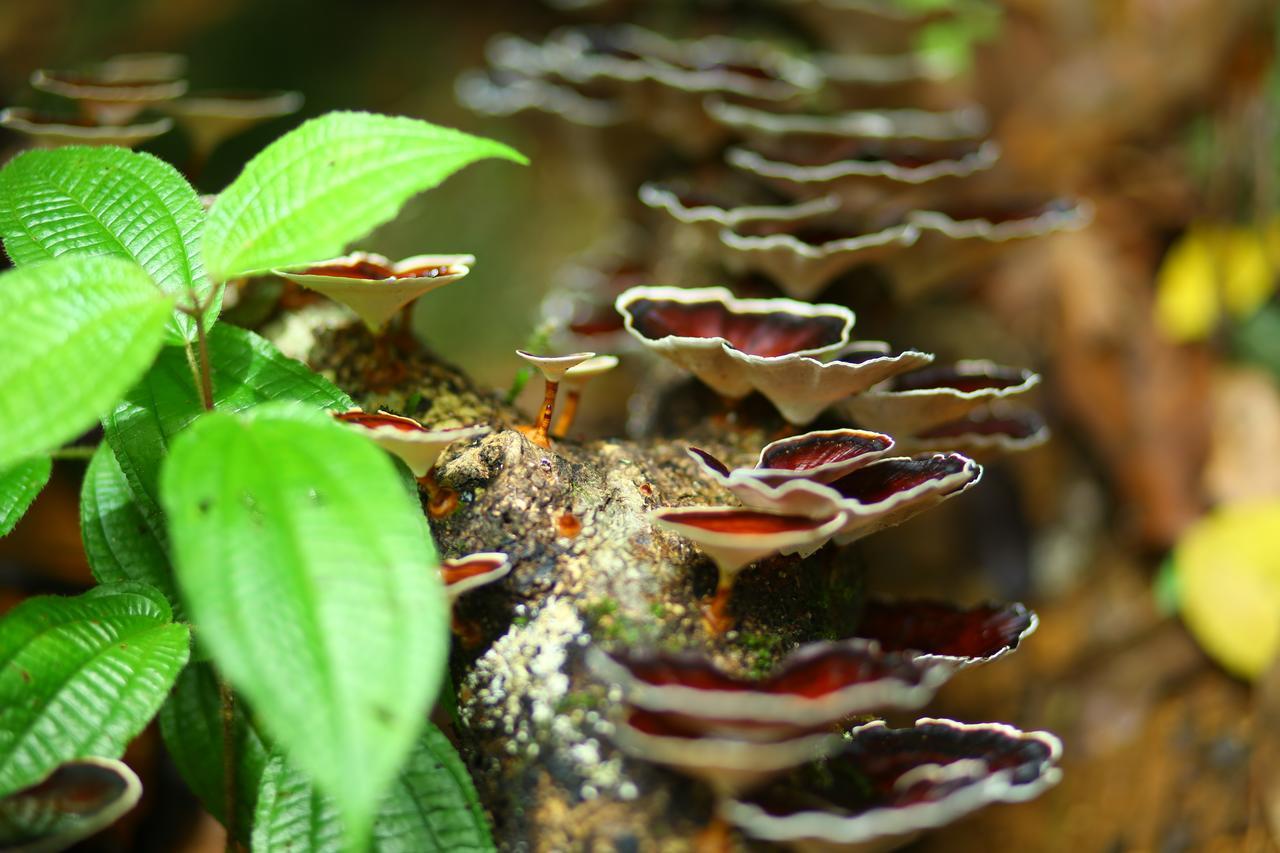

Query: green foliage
<box><xmin>158</xmin><ymin>662</ymin><xmax>270</xmax><ymax>842</ymax></box>
<box><xmin>0</xmin><ymin>584</ymin><xmax>190</xmax><ymax>796</ymax></box>
<box><xmin>0</xmin><ymin>146</ymin><xmax>216</xmax><ymax>344</ymax></box>
<box><xmin>203</xmin><ymin>111</ymin><xmax>526</xmax><ymax>280</ymax></box>
<box><xmin>0</xmin><ymin>256</ymin><xmax>172</xmax><ymax>472</ymax></box>
<box><xmin>161</xmin><ymin>403</ymin><xmax>449</xmax><ymax>845</ymax></box>
<box><xmin>104</xmin><ymin>323</ymin><xmax>353</xmax><ymax>536</ymax></box>
<box><xmin>0</xmin><ymin>457</ymin><xmax>51</xmax><ymax>538</ymax></box>
<box><xmin>1233</xmin><ymin>301</ymin><xmax>1280</xmax><ymax>379</ymax></box>
<box><xmin>80</xmin><ymin>444</ymin><xmax>178</xmax><ymax>613</ymax></box>
<box><xmin>251</xmin><ymin>724</ymin><xmax>495</xmax><ymax>853</ymax></box>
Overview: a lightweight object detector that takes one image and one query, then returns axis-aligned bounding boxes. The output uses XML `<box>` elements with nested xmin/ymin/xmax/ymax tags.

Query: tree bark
<box><xmin>305</xmin><ymin>324</ymin><xmax>866</xmax><ymax>851</ymax></box>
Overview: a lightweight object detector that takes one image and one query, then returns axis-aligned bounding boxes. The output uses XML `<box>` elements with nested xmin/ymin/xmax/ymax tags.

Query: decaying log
<box><xmin>305</xmin><ymin>323</ymin><xmax>867</xmax><ymax>851</ymax></box>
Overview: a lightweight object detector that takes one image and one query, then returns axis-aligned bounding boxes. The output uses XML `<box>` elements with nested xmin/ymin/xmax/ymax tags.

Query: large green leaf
<box><xmin>80</xmin><ymin>444</ymin><xmax>176</xmax><ymax>612</ymax></box>
<box><xmin>0</xmin><ymin>256</ymin><xmax>172</xmax><ymax>472</ymax></box>
<box><xmin>158</xmin><ymin>662</ymin><xmax>269</xmax><ymax>843</ymax></box>
<box><xmin>103</xmin><ymin>322</ymin><xmax>353</xmax><ymax>536</ymax></box>
<box><xmin>251</xmin><ymin>724</ymin><xmax>494</xmax><ymax>852</ymax></box>
<box><xmin>0</xmin><ymin>457</ymin><xmax>51</xmax><ymax>538</ymax></box>
<box><xmin>203</xmin><ymin>111</ymin><xmax>526</xmax><ymax>280</ymax></box>
<box><xmin>161</xmin><ymin>403</ymin><xmax>448</xmax><ymax>845</ymax></box>
<box><xmin>0</xmin><ymin>146</ymin><xmax>215</xmax><ymax>344</ymax></box>
<box><xmin>0</xmin><ymin>584</ymin><xmax>190</xmax><ymax>796</ymax></box>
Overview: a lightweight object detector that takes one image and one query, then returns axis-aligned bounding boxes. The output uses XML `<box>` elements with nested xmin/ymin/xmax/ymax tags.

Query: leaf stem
<box><xmin>50</xmin><ymin>445</ymin><xmax>98</xmax><ymax>460</ymax></box>
<box><xmin>192</xmin><ymin>310</ymin><xmax>215</xmax><ymax>413</ymax></box>
<box><xmin>219</xmin><ymin>677</ymin><xmax>242</xmax><ymax>852</ymax></box>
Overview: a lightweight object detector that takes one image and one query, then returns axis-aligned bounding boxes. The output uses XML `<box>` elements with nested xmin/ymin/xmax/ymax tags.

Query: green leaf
<box><xmin>251</xmin><ymin>724</ymin><xmax>495</xmax><ymax>852</ymax></box>
<box><xmin>104</xmin><ymin>323</ymin><xmax>353</xmax><ymax>537</ymax></box>
<box><xmin>0</xmin><ymin>584</ymin><xmax>191</xmax><ymax>796</ymax></box>
<box><xmin>0</xmin><ymin>146</ymin><xmax>216</xmax><ymax>345</ymax></box>
<box><xmin>158</xmin><ymin>662</ymin><xmax>269</xmax><ymax>842</ymax></box>
<box><xmin>161</xmin><ymin>403</ymin><xmax>448</xmax><ymax>845</ymax></box>
<box><xmin>0</xmin><ymin>256</ymin><xmax>172</xmax><ymax>472</ymax></box>
<box><xmin>0</xmin><ymin>457</ymin><xmax>51</xmax><ymax>538</ymax></box>
<box><xmin>203</xmin><ymin>111</ymin><xmax>526</xmax><ymax>280</ymax></box>
<box><xmin>80</xmin><ymin>444</ymin><xmax>177</xmax><ymax>613</ymax></box>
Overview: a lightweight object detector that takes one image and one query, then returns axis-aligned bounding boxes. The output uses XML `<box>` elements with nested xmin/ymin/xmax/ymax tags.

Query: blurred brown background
<box><xmin>2</xmin><ymin>0</ymin><xmax>1279</xmax><ymax>850</ymax></box>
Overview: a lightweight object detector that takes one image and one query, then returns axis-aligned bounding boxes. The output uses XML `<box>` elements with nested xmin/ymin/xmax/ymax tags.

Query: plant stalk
<box><xmin>219</xmin><ymin>678</ymin><xmax>241</xmax><ymax>852</ymax></box>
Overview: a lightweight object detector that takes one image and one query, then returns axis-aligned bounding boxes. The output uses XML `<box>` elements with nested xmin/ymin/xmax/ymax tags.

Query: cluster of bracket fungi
<box><xmin>0</xmin><ymin>51</ymin><xmax>302</xmax><ymax>170</ymax></box>
<box><xmin>7</xmin><ymin>10</ymin><xmax>1087</xmax><ymax>850</ymax></box>
<box><xmin>435</xmin><ymin>3</ymin><xmax>1083</xmax><ymax>848</ymax></box>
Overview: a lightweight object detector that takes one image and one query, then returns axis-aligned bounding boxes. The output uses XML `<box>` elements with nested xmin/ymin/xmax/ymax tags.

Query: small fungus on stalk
<box><xmin>164</xmin><ymin>89</ymin><xmax>303</xmax><ymax>168</ymax></box>
<box><xmin>514</xmin><ymin>350</ymin><xmax>596</xmax><ymax>449</ymax></box>
<box><xmin>552</xmin><ymin>354</ymin><xmax>619</xmax><ymax>437</ymax></box>
<box><xmin>441</xmin><ymin>552</ymin><xmax>512</xmax><ymax>604</ymax></box>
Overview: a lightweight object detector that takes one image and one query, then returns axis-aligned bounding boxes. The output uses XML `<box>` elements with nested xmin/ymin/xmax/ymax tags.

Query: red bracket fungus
<box><xmin>840</xmin><ymin>361</ymin><xmax>1040</xmax><ymax>437</ymax></box>
<box><xmin>0</xmin><ymin>108</ymin><xmax>173</xmax><ymax>149</ymax></box>
<box><xmin>551</xmin><ymin>354</ymin><xmax>620</xmax><ymax>437</ymax></box>
<box><xmin>455</xmin><ymin>66</ymin><xmax>628</xmax><ymax>130</ymax></box>
<box><xmin>0</xmin><ymin>757</ymin><xmax>142</xmax><ymax>850</ymax></box>
<box><xmin>854</xmin><ymin>599</ymin><xmax>1039</xmax><ymax>667</ymax></box>
<box><xmin>900</xmin><ymin>406</ymin><xmax>1050</xmax><ymax>457</ymax></box>
<box><xmin>689</xmin><ymin>427</ymin><xmax>896</xmax><ymax>490</ymax></box>
<box><xmin>514</xmin><ymin>350</ymin><xmax>597</xmax><ymax>449</ymax></box>
<box><xmin>650</xmin><ymin>506</ymin><xmax>846</xmax><ymax>631</ymax></box>
<box><xmin>334</xmin><ymin>410</ymin><xmax>491</xmax><ymax>480</ymax></box>
<box><xmin>691</xmin><ymin>443</ymin><xmax>983</xmax><ymax>542</ymax></box>
<box><xmin>723</xmin><ymin>718</ymin><xmax>1063</xmax><ymax>850</ymax></box>
<box><xmin>588</xmin><ymin>641</ymin><xmax>951</xmax><ymax>740</ymax></box>
<box><xmin>441</xmin><ymin>552</ymin><xmax>512</xmax><ymax>604</ymax></box>
<box><xmin>620</xmin><ymin>285</ymin><xmax>923</xmax><ymax>424</ymax></box>
<box><xmin>613</xmin><ymin>708</ymin><xmax>840</xmax><ymax>797</ymax></box>
<box><xmin>94</xmin><ymin>52</ymin><xmax>187</xmax><ymax>83</ymax></box>
<box><xmin>30</xmin><ymin>68</ymin><xmax>187</xmax><ymax>126</ymax></box>
<box><xmin>275</xmin><ymin>251</ymin><xmax>473</xmax><ymax>335</ymax></box>
<box><xmin>718</xmin><ymin>208</ymin><xmax>920</xmax><ymax>301</ymax></box>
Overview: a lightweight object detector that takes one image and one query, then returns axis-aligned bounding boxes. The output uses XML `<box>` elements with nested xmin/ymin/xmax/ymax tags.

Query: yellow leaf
<box><xmin>1174</xmin><ymin>500</ymin><xmax>1280</xmax><ymax>679</ymax></box>
<box><xmin>1154</xmin><ymin>223</ymin><xmax>1279</xmax><ymax>343</ymax></box>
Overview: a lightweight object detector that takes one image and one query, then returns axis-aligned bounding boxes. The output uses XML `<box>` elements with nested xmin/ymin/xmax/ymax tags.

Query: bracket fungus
<box><xmin>620</xmin><ymin>285</ymin><xmax>921</xmax><ymax>424</ymax></box>
<box><xmin>333</xmin><ymin>409</ymin><xmax>491</xmax><ymax>479</ymax></box>
<box><xmin>30</xmin><ymin>68</ymin><xmax>187</xmax><ymax>126</ymax></box>
<box><xmin>275</xmin><ymin>251</ymin><xmax>473</xmax><ymax>334</ymax></box>
<box><xmin>723</xmin><ymin>718</ymin><xmax>1063</xmax><ymax>851</ymax></box>
<box><xmin>613</xmin><ymin>709</ymin><xmax>841</xmax><ymax>797</ymax></box>
<box><xmin>515</xmin><ymin>350</ymin><xmax>597</xmax><ymax>448</ymax></box>
<box><xmin>552</xmin><ymin>354</ymin><xmax>620</xmax><ymax>437</ymax></box>
<box><xmin>590</xmin><ymin>641</ymin><xmax>950</xmax><ymax>797</ymax></box>
<box><xmin>854</xmin><ymin>600</ymin><xmax>1039</xmax><ymax>667</ymax></box>
<box><xmin>690</xmin><ymin>428</ymin><xmax>896</xmax><ymax>489</ymax></box>
<box><xmin>0</xmin><ymin>757</ymin><xmax>142</xmax><ymax>851</ymax></box>
<box><xmin>900</xmin><ymin>406</ymin><xmax>1050</xmax><ymax>457</ymax></box>
<box><xmin>727</xmin><ymin>137</ymin><xmax>1001</xmax><ymax>211</ymax></box>
<box><xmin>0</xmin><ymin>108</ymin><xmax>173</xmax><ymax>148</ymax></box>
<box><xmin>840</xmin><ymin>361</ymin><xmax>1040</xmax><ymax>436</ymax></box>
<box><xmin>651</xmin><ymin>506</ymin><xmax>846</xmax><ymax>631</ymax></box>
<box><xmin>163</xmin><ymin>89</ymin><xmax>303</xmax><ymax>164</ymax></box>
<box><xmin>706</xmin><ymin>97</ymin><xmax>988</xmax><ymax>147</ymax></box>
<box><xmin>441</xmin><ymin>552</ymin><xmax>512</xmax><ymax>604</ymax></box>
<box><xmin>719</xmin><ymin>209</ymin><xmax>920</xmax><ymax>301</ymax></box>
<box><xmin>691</xmin><ymin>446</ymin><xmax>983</xmax><ymax>542</ymax></box>
<box><xmin>589</xmin><ymin>642</ymin><xmax>951</xmax><ymax>740</ymax></box>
